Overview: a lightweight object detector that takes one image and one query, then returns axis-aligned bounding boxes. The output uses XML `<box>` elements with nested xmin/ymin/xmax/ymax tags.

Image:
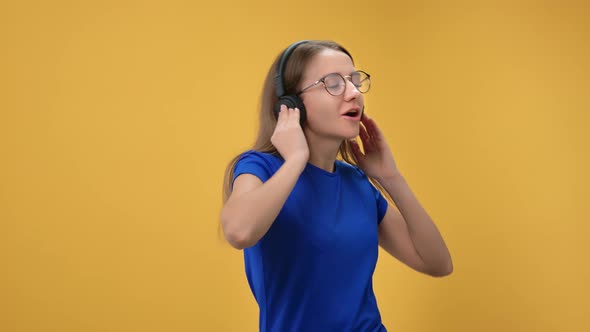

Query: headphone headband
<box><xmin>274</xmin><ymin>40</ymin><xmax>310</xmax><ymax>97</ymax></box>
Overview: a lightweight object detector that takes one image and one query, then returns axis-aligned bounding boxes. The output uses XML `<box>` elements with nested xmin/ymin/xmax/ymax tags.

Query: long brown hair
<box><xmin>221</xmin><ymin>40</ymin><xmax>391</xmax><ymax>204</ymax></box>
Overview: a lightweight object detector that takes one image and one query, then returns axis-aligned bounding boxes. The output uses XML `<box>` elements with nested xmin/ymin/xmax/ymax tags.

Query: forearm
<box><xmin>221</xmin><ymin>159</ymin><xmax>305</xmax><ymax>249</ymax></box>
<box><xmin>378</xmin><ymin>173</ymin><xmax>453</xmax><ymax>272</ymax></box>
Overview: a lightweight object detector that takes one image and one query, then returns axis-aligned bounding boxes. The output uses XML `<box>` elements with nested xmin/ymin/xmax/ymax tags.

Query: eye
<box><xmin>323</xmin><ymin>74</ymin><xmax>343</xmax><ymax>89</ymax></box>
<box><xmin>351</xmin><ymin>72</ymin><xmax>363</xmax><ymax>87</ymax></box>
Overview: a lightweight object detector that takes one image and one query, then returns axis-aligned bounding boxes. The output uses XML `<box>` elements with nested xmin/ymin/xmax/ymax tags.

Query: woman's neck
<box><xmin>304</xmin><ymin>130</ymin><xmax>342</xmax><ymax>173</ymax></box>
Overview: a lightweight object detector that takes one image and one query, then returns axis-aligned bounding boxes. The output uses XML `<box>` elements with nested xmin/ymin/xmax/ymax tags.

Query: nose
<box><xmin>343</xmin><ymin>78</ymin><xmax>361</xmax><ymax>101</ymax></box>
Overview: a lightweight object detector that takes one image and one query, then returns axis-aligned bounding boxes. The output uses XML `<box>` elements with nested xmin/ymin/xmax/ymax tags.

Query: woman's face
<box><xmin>298</xmin><ymin>49</ymin><xmax>364</xmax><ymax>141</ymax></box>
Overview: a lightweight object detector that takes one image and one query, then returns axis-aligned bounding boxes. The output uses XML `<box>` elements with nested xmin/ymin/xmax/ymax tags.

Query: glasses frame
<box><xmin>296</xmin><ymin>70</ymin><xmax>371</xmax><ymax>96</ymax></box>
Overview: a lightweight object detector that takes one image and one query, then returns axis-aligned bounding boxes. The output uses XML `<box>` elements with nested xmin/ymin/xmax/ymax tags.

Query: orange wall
<box><xmin>1</xmin><ymin>1</ymin><xmax>588</xmax><ymax>331</ymax></box>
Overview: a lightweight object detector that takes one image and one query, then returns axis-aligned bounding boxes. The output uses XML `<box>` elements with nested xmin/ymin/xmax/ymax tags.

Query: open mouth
<box><xmin>342</xmin><ymin>109</ymin><xmax>361</xmax><ymax>119</ymax></box>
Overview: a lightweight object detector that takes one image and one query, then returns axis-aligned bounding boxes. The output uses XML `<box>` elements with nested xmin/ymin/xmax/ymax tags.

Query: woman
<box><xmin>221</xmin><ymin>40</ymin><xmax>453</xmax><ymax>332</ymax></box>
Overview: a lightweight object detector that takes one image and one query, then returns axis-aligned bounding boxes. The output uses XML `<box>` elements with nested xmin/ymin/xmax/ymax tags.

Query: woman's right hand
<box><xmin>271</xmin><ymin>105</ymin><xmax>309</xmax><ymax>167</ymax></box>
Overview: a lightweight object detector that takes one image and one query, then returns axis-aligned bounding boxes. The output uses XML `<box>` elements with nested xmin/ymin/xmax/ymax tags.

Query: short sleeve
<box><xmin>232</xmin><ymin>151</ymin><xmax>275</xmax><ymax>191</ymax></box>
<box><xmin>375</xmin><ymin>188</ymin><xmax>388</xmax><ymax>225</ymax></box>
<box><xmin>350</xmin><ymin>163</ymin><xmax>389</xmax><ymax>225</ymax></box>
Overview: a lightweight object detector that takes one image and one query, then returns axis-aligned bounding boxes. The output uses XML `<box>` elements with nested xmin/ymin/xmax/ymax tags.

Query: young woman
<box><xmin>220</xmin><ymin>40</ymin><xmax>453</xmax><ymax>332</ymax></box>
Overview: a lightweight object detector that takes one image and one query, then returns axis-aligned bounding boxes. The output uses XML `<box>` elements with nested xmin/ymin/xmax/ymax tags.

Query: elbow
<box><xmin>429</xmin><ymin>260</ymin><xmax>454</xmax><ymax>278</ymax></box>
<box><xmin>220</xmin><ymin>210</ymin><xmax>256</xmax><ymax>250</ymax></box>
<box><xmin>224</xmin><ymin>230</ymin><xmax>254</xmax><ymax>250</ymax></box>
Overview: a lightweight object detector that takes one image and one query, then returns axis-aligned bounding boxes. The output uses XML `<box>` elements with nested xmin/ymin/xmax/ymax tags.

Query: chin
<box><xmin>315</xmin><ymin>125</ymin><xmax>359</xmax><ymax>141</ymax></box>
<box><xmin>344</xmin><ymin>127</ymin><xmax>360</xmax><ymax>139</ymax></box>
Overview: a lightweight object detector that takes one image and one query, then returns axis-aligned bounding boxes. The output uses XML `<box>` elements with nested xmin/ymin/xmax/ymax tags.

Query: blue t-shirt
<box><xmin>232</xmin><ymin>150</ymin><xmax>389</xmax><ymax>332</ymax></box>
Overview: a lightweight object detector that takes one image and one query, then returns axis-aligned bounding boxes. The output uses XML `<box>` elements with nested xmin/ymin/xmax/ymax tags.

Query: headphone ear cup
<box><xmin>274</xmin><ymin>95</ymin><xmax>307</xmax><ymax>127</ymax></box>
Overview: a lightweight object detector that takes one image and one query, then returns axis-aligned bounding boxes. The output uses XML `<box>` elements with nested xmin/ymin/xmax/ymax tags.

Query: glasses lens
<box><xmin>351</xmin><ymin>71</ymin><xmax>371</xmax><ymax>93</ymax></box>
<box><xmin>323</xmin><ymin>74</ymin><xmax>346</xmax><ymax>96</ymax></box>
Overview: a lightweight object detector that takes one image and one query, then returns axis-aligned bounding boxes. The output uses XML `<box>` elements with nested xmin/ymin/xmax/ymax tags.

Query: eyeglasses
<box><xmin>296</xmin><ymin>70</ymin><xmax>371</xmax><ymax>96</ymax></box>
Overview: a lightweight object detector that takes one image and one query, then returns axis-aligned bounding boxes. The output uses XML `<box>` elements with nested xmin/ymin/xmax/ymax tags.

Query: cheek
<box><xmin>303</xmin><ymin>95</ymin><xmax>338</xmax><ymax>120</ymax></box>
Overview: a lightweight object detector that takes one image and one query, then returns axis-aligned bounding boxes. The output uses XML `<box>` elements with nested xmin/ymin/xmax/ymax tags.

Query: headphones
<box><xmin>273</xmin><ymin>40</ymin><xmax>309</xmax><ymax>127</ymax></box>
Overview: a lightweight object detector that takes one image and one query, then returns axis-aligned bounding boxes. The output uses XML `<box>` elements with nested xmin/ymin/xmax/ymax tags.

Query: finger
<box><xmin>360</xmin><ymin>124</ymin><xmax>378</xmax><ymax>152</ymax></box>
<box><xmin>291</xmin><ymin>107</ymin><xmax>300</xmax><ymax>126</ymax></box>
<box><xmin>277</xmin><ymin>104</ymin><xmax>287</xmax><ymax>127</ymax></box>
<box><xmin>361</xmin><ymin>113</ymin><xmax>373</xmax><ymax>131</ymax></box>
<box><xmin>287</xmin><ymin>108</ymin><xmax>298</xmax><ymax>130</ymax></box>
<box><xmin>349</xmin><ymin>139</ymin><xmax>364</xmax><ymax>162</ymax></box>
<box><xmin>358</xmin><ymin>123</ymin><xmax>370</xmax><ymax>145</ymax></box>
<box><xmin>360</xmin><ymin>112</ymin><xmax>370</xmax><ymax>127</ymax></box>
<box><xmin>363</xmin><ymin>115</ymin><xmax>383</xmax><ymax>143</ymax></box>
<box><xmin>361</xmin><ymin>112</ymin><xmax>372</xmax><ymax>125</ymax></box>
<box><xmin>350</xmin><ymin>139</ymin><xmax>363</xmax><ymax>153</ymax></box>
<box><xmin>360</xmin><ymin>114</ymin><xmax>375</xmax><ymax>137</ymax></box>
<box><xmin>283</xmin><ymin>105</ymin><xmax>294</xmax><ymax>127</ymax></box>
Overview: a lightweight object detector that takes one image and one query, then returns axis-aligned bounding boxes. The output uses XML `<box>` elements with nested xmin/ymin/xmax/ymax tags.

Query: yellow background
<box><xmin>1</xmin><ymin>0</ymin><xmax>589</xmax><ymax>331</ymax></box>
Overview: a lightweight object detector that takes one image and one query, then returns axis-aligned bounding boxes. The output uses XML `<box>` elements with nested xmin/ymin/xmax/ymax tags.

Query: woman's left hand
<box><xmin>349</xmin><ymin>113</ymin><xmax>401</xmax><ymax>181</ymax></box>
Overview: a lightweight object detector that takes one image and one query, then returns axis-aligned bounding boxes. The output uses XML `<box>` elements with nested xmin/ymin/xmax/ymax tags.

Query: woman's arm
<box><xmin>349</xmin><ymin>113</ymin><xmax>452</xmax><ymax>277</ymax></box>
<box><xmin>221</xmin><ymin>158</ymin><xmax>305</xmax><ymax>249</ymax></box>
<box><xmin>221</xmin><ymin>106</ymin><xmax>309</xmax><ymax>249</ymax></box>
<box><xmin>377</xmin><ymin>173</ymin><xmax>453</xmax><ymax>277</ymax></box>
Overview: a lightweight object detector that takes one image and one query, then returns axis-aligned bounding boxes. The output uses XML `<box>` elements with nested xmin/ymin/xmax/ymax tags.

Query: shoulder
<box><xmin>234</xmin><ymin>150</ymin><xmax>284</xmax><ymax>175</ymax></box>
<box><xmin>336</xmin><ymin>160</ymin><xmax>381</xmax><ymax>195</ymax></box>
<box><xmin>236</xmin><ymin>150</ymin><xmax>282</xmax><ymax>165</ymax></box>
<box><xmin>336</xmin><ymin>160</ymin><xmax>367</xmax><ymax>179</ymax></box>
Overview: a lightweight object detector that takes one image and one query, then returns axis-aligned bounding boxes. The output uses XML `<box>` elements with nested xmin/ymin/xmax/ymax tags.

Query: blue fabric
<box><xmin>232</xmin><ymin>150</ymin><xmax>389</xmax><ymax>332</ymax></box>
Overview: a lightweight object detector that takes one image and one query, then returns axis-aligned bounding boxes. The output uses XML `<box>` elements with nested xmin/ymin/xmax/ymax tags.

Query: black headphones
<box><xmin>273</xmin><ymin>40</ymin><xmax>309</xmax><ymax>126</ymax></box>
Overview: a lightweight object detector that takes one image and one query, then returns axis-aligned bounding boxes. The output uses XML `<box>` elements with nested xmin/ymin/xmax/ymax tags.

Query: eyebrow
<box><xmin>316</xmin><ymin>70</ymin><xmax>359</xmax><ymax>80</ymax></box>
